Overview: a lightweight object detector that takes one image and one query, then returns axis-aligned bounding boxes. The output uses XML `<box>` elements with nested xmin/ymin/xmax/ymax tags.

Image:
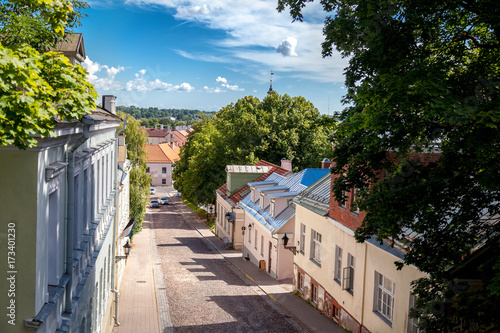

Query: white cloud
<box><xmin>204</xmin><ymin>86</ymin><xmax>223</xmax><ymax>93</ymax></box>
<box><xmin>126</xmin><ymin>70</ymin><xmax>194</xmax><ymax>92</ymax></box>
<box><xmin>276</xmin><ymin>37</ymin><xmax>298</xmax><ymax>57</ymax></box>
<box><xmin>222</xmin><ymin>83</ymin><xmax>244</xmax><ymax>91</ymax></box>
<box><xmin>215</xmin><ymin>76</ymin><xmax>227</xmax><ymax>84</ymax></box>
<box><xmin>82</xmin><ymin>57</ymin><xmax>123</xmax><ymax>91</ymax></box>
<box><xmin>125</xmin><ymin>0</ymin><xmax>346</xmax><ymax>84</ymax></box>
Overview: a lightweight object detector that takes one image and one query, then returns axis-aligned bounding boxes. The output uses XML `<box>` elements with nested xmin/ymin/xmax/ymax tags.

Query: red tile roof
<box><xmin>145</xmin><ymin>128</ymin><xmax>169</xmax><ymax>137</ymax></box>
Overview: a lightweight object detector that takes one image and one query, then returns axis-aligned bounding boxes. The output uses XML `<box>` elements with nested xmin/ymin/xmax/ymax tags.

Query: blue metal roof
<box><xmin>239</xmin><ymin>168</ymin><xmax>328</xmax><ymax>233</ymax></box>
<box><xmin>267</xmin><ymin>191</ymin><xmax>301</xmax><ymax>199</ymax></box>
<box><xmin>258</xmin><ymin>185</ymin><xmax>289</xmax><ymax>193</ymax></box>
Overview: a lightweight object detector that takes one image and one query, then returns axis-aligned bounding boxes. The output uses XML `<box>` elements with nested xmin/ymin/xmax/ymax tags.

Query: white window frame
<box><xmin>343</xmin><ymin>253</ymin><xmax>355</xmax><ymax>292</ymax></box>
<box><xmin>254</xmin><ymin>230</ymin><xmax>258</xmax><ymax>250</ymax></box>
<box><xmin>310</xmin><ymin>229</ymin><xmax>322</xmax><ymax>264</ymax></box>
<box><xmin>375</xmin><ymin>271</ymin><xmax>395</xmax><ymax>322</ymax></box>
<box><xmin>334</xmin><ymin>246</ymin><xmax>343</xmax><ymax>281</ymax></box>
<box><xmin>408</xmin><ymin>293</ymin><xmax>419</xmax><ymax>333</ymax></box>
<box><xmin>312</xmin><ymin>284</ymin><xmax>318</xmax><ymax>304</ymax></box>
<box><xmin>298</xmin><ymin>273</ymin><xmax>304</xmax><ymax>292</ymax></box>
<box><xmin>300</xmin><ymin>224</ymin><xmax>306</xmax><ymax>253</ymax></box>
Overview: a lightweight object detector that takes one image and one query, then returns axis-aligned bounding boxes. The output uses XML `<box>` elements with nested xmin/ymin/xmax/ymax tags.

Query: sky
<box><xmin>79</xmin><ymin>0</ymin><xmax>349</xmax><ymax>114</ymax></box>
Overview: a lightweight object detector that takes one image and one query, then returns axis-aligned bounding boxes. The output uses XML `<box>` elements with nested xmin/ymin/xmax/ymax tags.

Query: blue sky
<box><xmin>80</xmin><ymin>0</ymin><xmax>349</xmax><ymax>114</ymax></box>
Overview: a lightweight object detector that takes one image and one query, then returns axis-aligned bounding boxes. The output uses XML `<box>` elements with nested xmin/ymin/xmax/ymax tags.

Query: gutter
<box><xmin>65</xmin><ymin>116</ymin><xmax>94</xmax><ymax>313</ymax></box>
<box><xmin>112</xmin><ymin>120</ymin><xmax>127</xmax><ymax>326</ymax></box>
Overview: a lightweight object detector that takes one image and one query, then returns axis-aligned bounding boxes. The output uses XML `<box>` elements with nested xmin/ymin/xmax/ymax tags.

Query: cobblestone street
<box><xmin>150</xmin><ymin>188</ymin><xmax>307</xmax><ymax>333</ymax></box>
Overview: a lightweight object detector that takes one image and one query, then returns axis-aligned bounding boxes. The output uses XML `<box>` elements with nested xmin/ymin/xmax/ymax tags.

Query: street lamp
<box><xmin>116</xmin><ymin>240</ymin><xmax>132</xmax><ymax>262</ymax></box>
<box><xmin>282</xmin><ymin>233</ymin><xmax>297</xmax><ymax>255</ymax></box>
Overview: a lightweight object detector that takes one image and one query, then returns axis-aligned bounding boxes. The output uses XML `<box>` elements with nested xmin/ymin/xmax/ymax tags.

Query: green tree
<box><xmin>118</xmin><ymin>112</ymin><xmax>150</xmax><ymax>235</ymax></box>
<box><xmin>173</xmin><ymin>92</ymin><xmax>334</xmax><ymax>207</ymax></box>
<box><xmin>278</xmin><ymin>0</ymin><xmax>500</xmax><ymax>330</ymax></box>
<box><xmin>0</xmin><ymin>0</ymin><xmax>97</xmax><ymax>150</ymax></box>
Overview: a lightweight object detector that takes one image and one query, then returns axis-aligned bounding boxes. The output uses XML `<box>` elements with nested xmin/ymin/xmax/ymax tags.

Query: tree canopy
<box><xmin>0</xmin><ymin>0</ymin><xmax>96</xmax><ymax>150</ymax></box>
<box><xmin>173</xmin><ymin>92</ymin><xmax>335</xmax><ymax>206</ymax></box>
<box><xmin>117</xmin><ymin>112</ymin><xmax>151</xmax><ymax>235</ymax></box>
<box><xmin>278</xmin><ymin>0</ymin><xmax>499</xmax><ymax>330</ymax></box>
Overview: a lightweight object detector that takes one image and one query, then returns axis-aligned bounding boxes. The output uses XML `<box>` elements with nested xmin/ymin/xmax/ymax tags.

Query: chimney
<box><xmin>321</xmin><ymin>158</ymin><xmax>332</xmax><ymax>169</ymax></box>
<box><xmin>160</xmin><ymin>124</ymin><xmax>164</xmax><ymax>130</ymax></box>
<box><xmin>281</xmin><ymin>158</ymin><xmax>292</xmax><ymax>171</ymax></box>
<box><xmin>154</xmin><ymin>124</ymin><xmax>157</xmax><ymax>130</ymax></box>
<box><xmin>102</xmin><ymin>95</ymin><xmax>117</xmax><ymax>114</ymax></box>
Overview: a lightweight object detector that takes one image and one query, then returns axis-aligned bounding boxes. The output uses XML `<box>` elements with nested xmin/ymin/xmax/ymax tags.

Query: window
<box><xmin>408</xmin><ymin>293</ymin><xmax>419</xmax><ymax>333</ymax></box>
<box><xmin>352</xmin><ymin>188</ymin><xmax>360</xmax><ymax>214</ymax></box>
<box><xmin>298</xmin><ymin>273</ymin><xmax>304</xmax><ymax>292</ymax></box>
<box><xmin>260</xmin><ymin>235</ymin><xmax>264</xmax><ymax>256</ymax></box>
<box><xmin>310</xmin><ymin>229</ymin><xmax>322</xmax><ymax>264</ymax></box>
<box><xmin>162</xmin><ymin>167</ymin><xmax>167</xmax><ymax>173</ymax></box>
<box><xmin>146</xmin><ymin>167</ymin><xmax>150</xmax><ymax>173</ymax></box>
<box><xmin>162</xmin><ymin>179</ymin><xmax>166</xmax><ymax>185</ymax></box>
<box><xmin>343</xmin><ymin>253</ymin><xmax>355</xmax><ymax>292</ymax></box>
<box><xmin>260</xmin><ymin>193</ymin><xmax>265</xmax><ymax>209</ymax></box>
<box><xmin>333</xmin><ymin>306</ymin><xmax>339</xmax><ymax>321</ymax></box>
<box><xmin>375</xmin><ymin>271</ymin><xmax>395</xmax><ymax>322</ymax></box>
<box><xmin>248</xmin><ymin>227</ymin><xmax>251</xmax><ymax>243</ymax></box>
<box><xmin>300</xmin><ymin>224</ymin><xmax>306</xmax><ymax>253</ymax></box>
<box><xmin>334</xmin><ymin>246</ymin><xmax>343</xmax><ymax>282</ymax></box>
<box><xmin>312</xmin><ymin>284</ymin><xmax>318</xmax><ymax>304</ymax></box>
<box><xmin>254</xmin><ymin>230</ymin><xmax>258</xmax><ymax>250</ymax></box>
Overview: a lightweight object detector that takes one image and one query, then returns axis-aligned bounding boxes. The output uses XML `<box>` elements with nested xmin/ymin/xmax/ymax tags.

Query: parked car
<box><xmin>150</xmin><ymin>188</ymin><xmax>155</xmax><ymax>195</ymax></box>
<box><xmin>150</xmin><ymin>200</ymin><xmax>159</xmax><ymax>208</ymax></box>
<box><xmin>160</xmin><ymin>197</ymin><xmax>169</xmax><ymax>205</ymax></box>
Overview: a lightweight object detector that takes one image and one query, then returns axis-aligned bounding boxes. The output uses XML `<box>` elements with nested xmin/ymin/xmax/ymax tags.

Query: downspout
<box><xmin>359</xmin><ymin>242</ymin><xmax>368</xmax><ymax>332</ymax></box>
<box><xmin>112</xmin><ymin>120</ymin><xmax>127</xmax><ymax>326</ymax></box>
<box><xmin>65</xmin><ymin>116</ymin><xmax>94</xmax><ymax>313</ymax></box>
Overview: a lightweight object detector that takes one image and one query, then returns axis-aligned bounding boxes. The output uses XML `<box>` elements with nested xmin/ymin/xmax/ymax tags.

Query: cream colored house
<box><xmin>215</xmin><ymin>161</ymin><xmax>291</xmax><ymax>250</ymax></box>
<box><xmin>239</xmin><ymin>168</ymin><xmax>329</xmax><ymax>279</ymax></box>
<box><xmin>146</xmin><ymin>143</ymin><xmax>180</xmax><ymax>186</ymax></box>
<box><xmin>292</xmin><ymin>174</ymin><xmax>425</xmax><ymax>333</ymax></box>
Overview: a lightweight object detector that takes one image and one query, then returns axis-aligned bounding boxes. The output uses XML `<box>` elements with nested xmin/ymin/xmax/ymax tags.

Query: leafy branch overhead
<box><xmin>0</xmin><ymin>0</ymin><xmax>96</xmax><ymax>150</ymax></box>
<box><xmin>279</xmin><ymin>0</ymin><xmax>499</xmax><ymax>331</ymax></box>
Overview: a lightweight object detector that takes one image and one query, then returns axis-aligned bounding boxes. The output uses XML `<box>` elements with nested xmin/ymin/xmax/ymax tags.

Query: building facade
<box><xmin>292</xmin><ymin>172</ymin><xmax>427</xmax><ymax>333</ymax></box>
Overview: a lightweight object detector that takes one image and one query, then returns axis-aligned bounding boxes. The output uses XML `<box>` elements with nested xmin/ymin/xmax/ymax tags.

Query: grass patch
<box><xmin>182</xmin><ymin>197</ymin><xmax>216</xmax><ymax>232</ymax></box>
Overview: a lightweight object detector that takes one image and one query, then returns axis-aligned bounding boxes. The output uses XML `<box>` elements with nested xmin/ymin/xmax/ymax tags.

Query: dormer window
<box><xmin>260</xmin><ymin>193</ymin><xmax>265</xmax><ymax>209</ymax></box>
<box><xmin>270</xmin><ymin>200</ymin><xmax>275</xmax><ymax>217</ymax></box>
<box><xmin>251</xmin><ymin>188</ymin><xmax>255</xmax><ymax>202</ymax></box>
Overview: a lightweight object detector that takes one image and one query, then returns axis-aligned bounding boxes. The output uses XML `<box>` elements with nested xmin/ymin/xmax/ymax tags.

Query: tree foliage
<box><xmin>173</xmin><ymin>92</ymin><xmax>335</xmax><ymax>206</ymax></box>
<box><xmin>118</xmin><ymin>112</ymin><xmax>151</xmax><ymax>235</ymax></box>
<box><xmin>0</xmin><ymin>0</ymin><xmax>96</xmax><ymax>150</ymax></box>
<box><xmin>278</xmin><ymin>0</ymin><xmax>500</xmax><ymax>330</ymax></box>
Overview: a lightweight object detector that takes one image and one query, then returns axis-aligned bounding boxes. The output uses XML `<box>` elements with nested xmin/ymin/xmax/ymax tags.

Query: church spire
<box><xmin>267</xmin><ymin>70</ymin><xmax>274</xmax><ymax>94</ymax></box>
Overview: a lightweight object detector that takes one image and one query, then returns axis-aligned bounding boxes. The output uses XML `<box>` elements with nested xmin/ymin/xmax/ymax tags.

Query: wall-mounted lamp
<box><xmin>116</xmin><ymin>240</ymin><xmax>132</xmax><ymax>262</ymax></box>
<box><xmin>225</xmin><ymin>212</ymin><xmax>235</xmax><ymax>223</ymax></box>
<box><xmin>282</xmin><ymin>234</ymin><xmax>297</xmax><ymax>255</ymax></box>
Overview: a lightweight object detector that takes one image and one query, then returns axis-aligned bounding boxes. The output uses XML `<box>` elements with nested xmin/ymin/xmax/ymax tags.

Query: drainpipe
<box><xmin>112</xmin><ymin>120</ymin><xmax>127</xmax><ymax>326</ymax></box>
<box><xmin>65</xmin><ymin>116</ymin><xmax>94</xmax><ymax>313</ymax></box>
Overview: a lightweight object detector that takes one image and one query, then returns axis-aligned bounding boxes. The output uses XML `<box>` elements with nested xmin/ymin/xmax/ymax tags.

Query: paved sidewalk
<box><xmin>112</xmin><ymin>220</ymin><xmax>161</xmax><ymax>333</ymax></box>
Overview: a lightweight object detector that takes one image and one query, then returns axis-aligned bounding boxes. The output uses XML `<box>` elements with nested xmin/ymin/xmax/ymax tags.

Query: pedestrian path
<box><xmin>112</xmin><ymin>220</ymin><xmax>161</xmax><ymax>333</ymax></box>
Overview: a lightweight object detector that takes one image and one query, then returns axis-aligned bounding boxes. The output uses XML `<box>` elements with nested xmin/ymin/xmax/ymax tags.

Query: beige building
<box><xmin>292</xmin><ymin>173</ymin><xmax>424</xmax><ymax>333</ymax></box>
<box><xmin>239</xmin><ymin>168</ymin><xmax>330</xmax><ymax>279</ymax></box>
<box><xmin>146</xmin><ymin>143</ymin><xmax>180</xmax><ymax>186</ymax></box>
<box><xmin>215</xmin><ymin>160</ymin><xmax>290</xmax><ymax>250</ymax></box>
